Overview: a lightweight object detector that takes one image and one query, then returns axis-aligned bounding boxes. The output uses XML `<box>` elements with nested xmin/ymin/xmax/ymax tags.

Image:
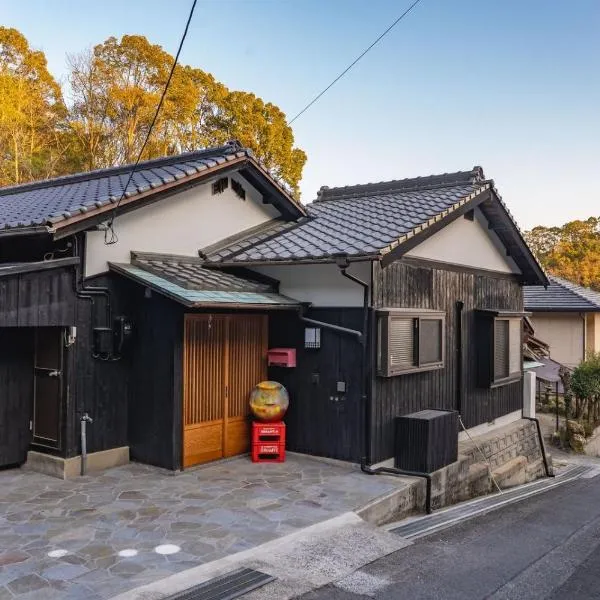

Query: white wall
<box><xmin>530</xmin><ymin>312</ymin><xmax>585</xmax><ymax>368</ymax></box>
<box><xmin>406</xmin><ymin>208</ymin><xmax>521</xmax><ymax>274</ymax></box>
<box><xmin>85</xmin><ymin>175</ymin><xmax>279</xmax><ymax>276</ymax></box>
<box><xmin>252</xmin><ymin>262</ymin><xmax>372</xmax><ymax>307</ymax></box>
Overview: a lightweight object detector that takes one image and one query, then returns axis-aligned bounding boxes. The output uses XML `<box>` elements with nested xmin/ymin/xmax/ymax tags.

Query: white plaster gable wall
<box><xmin>85</xmin><ymin>175</ymin><xmax>279</xmax><ymax>276</ymax></box>
<box><xmin>529</xmin><ymin>312</ymin><xmax>585</xmax><ymax>368</ymax></box>
<box><xmin>252</xmin><ymin>262</ymin><xmax>372</xmax><ymax>307</ymax></box>
<box><xmin>406</xmin><ymin>207</ymin><xmax>521</xmax><ymax>274</ymax></box>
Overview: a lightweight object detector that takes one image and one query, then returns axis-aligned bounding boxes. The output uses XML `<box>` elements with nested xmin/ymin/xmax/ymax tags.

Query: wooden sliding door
<box><xmin>183</xmin><ymin>314</ymin><xmax>267</xmax><ymax>468</ymax></box>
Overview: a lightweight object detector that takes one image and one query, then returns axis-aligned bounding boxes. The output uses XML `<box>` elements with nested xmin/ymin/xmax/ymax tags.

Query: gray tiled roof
<box><xmin>524</xmin><ymin>276</ymin><xmax>600</xmax><ymax>312</ymax></box>
<box><xmin>131</xmin><ymin>252</ymin><xmax>272</xmax><ymax>292</ymax></box>
<box><xmin>204</xmin><ymin>168</ymin><xmax>488</xmax><ymax>263</ymax></box>
<box><xmin>110</xmin><ymin>252</ymin><xmax>299</xmax><ymax>308</ymax></box>
<box><xmin>0</xmin><ymin>142</ymin><xmax>304</xmax><ymax>231</ymax></box>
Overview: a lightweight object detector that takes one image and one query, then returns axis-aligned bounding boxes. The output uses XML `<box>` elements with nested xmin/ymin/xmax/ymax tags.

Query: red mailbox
<box><xmin>267</xmin><ymin>348</ymin><xmax>296</xmax><ymax>368</ymax></box>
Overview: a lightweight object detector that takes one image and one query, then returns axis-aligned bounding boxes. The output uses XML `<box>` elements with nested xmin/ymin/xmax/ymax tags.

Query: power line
<box><xmin>105</xmin><ymin>0</ymin><xmax>198</xmax><ymax>244</ymax></box>
<box><xmin>288</xmin><ymin>0</ymin><xmax>424</xmax><ymax>125</ymax></box>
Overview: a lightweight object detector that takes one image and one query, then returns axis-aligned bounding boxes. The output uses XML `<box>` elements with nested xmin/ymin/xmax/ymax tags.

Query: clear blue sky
<box><xmin>3</xmin><ymin>0</ymin><xmax>599</xmax><ymax>229</ymax></box>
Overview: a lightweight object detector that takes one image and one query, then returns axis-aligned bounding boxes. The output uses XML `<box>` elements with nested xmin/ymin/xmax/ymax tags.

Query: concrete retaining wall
<box><xmin>360</xmin><ymin>419</ymin><xmax>550</xmax><ymax>525</ymax></box>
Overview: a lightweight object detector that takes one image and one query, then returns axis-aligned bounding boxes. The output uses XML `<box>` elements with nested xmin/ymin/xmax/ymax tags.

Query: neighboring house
<box><xmin>524</xmin><ymin>276</ymin><xmax>600</xmax><ymax>368</ymax></box>
<box><xmin>0</xmin><ymin>150</ymin><xmax>547</xmax><ymax>475</ymax></box>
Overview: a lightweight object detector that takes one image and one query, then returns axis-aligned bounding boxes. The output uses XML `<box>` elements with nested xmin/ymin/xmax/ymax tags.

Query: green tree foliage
<box><xmin>571</xmin><ymin>352</ymin><xmax>600</xmax><ymax>426</ymax></box>
<box><xmin>525</xmin><ymin>217</ymin><xmax>600</xmax><ymax>290</ymax></box>
<box><xmin>1</xmin><ymin>31</ymin><xmax>306</xmax><ymax>194</ymax></box>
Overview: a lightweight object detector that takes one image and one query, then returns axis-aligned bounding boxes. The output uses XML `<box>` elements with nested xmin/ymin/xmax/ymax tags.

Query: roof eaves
<box><xmin>379</xmin><ymin>182</ymin><xmax>492</xmax><ymax>259</ymax></box>
<box><xmin>486</xmin><ymin>184</ymin><xmax>549</xmax><ymax>286</ymax></box>
<box><xmin>48</xmin><ymin>153</ymin><xmax>249</xmax><ymax>236</ymax></box>
<box><xmin>551</xmin><ymin>277</ymin><xmax>600</xmax><ymax>310</ymax></box>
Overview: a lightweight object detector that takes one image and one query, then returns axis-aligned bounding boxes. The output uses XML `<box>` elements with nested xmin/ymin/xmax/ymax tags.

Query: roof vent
<box><xmin>226</xmin><ymin>139</ymin><xmax>244</xmax><ymax>151</ymax></box>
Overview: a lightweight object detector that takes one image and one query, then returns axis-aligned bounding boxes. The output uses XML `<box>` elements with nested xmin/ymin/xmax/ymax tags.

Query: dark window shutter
<box><xmin>389</xmin><ymin>318</ymin><xmax>414</xmax><ymax>369</ymax></box>
<box><xmin>509</xmin><ymin>319</ymin><xmax>521</xmax><ymax>374</ymax></box>
<box><xmin>494</xmin><ymin>319</ymin><xmax>509</xmax><ymax>380</ymax></box>
<box><xmin>419</xmin><ymin>318</ymin><xmax>442</xmax><ymax>365</ymax></box>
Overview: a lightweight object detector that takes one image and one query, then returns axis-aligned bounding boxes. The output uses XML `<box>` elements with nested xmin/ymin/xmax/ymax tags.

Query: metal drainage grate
<box><xmin>163</xmin><ymin>567</ymin><xmax>275</xmax><ymax>600</ymax></box>
<box><xmin>390</xmin><ymin>464</ymin><xmax>591</xmax><ymax>540</ymax></box>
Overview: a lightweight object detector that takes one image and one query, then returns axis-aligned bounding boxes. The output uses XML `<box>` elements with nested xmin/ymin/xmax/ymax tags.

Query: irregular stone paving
<box><xmin>0</xmin><ymin>455</ymin><xmax>404</xmax><ymax>599</ymax></box>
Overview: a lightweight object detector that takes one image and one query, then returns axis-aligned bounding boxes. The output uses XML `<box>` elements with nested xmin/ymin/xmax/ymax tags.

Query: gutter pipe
<box><xmin>361</xmin><ymin>463</ymin><xmax>433</xmax><ymax>514</ymax></box>
<box><xmin>337</xmin><ymin>257</ymin><xmax>435</xmax><ymax>514</ymax></box>
<box><xmin>338</xmin><ymin>263</ymin><xmax>371</xmax><ymax>465</ymax></box>
<box><xmin>523</xmin><ymin>416</ymin><xmax>554</xmax><ymax>478</ymax></box>
<box><xmin>298</xmin><ymin>314</ymin><xmax>363</xmax><ymax>342</ymax></box>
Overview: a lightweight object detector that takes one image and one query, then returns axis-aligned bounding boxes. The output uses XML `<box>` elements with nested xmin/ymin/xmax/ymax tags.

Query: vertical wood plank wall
<box><xmin>226</xmin><ymin>315</ymin><xmax>268</xmax><ymax>457</ymax></box>
<box><xmin>268</xmin><ymin>308</ymin><xmax>364</xmax><ymax>462</ymax></box>
<box><xmin>183</xmin><ymin>315</ymin><xmax>227</xmax><ymax>466</ymax></box>
<box><xmin>371</xmin><ymin>259</ymin><xmax>523</xmax><ymax>463</ymax></box>
<box><xmin>183</xmin><ymin>314</ymin><xmax>267</xmax><ymax>467</ymax></box>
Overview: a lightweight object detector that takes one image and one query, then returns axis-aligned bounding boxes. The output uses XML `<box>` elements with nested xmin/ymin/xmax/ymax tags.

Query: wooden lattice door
<box><xmin>183</xmin><ymin>314</ymin><xmax>267</xmax><ymax>467</ymax></box>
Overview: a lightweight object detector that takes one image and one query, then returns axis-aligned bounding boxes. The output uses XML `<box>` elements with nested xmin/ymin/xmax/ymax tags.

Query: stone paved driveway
<box><xmin>0</xmin><ymin>455</ymin><xmax>403</xmax><ymax>599</ymax></box>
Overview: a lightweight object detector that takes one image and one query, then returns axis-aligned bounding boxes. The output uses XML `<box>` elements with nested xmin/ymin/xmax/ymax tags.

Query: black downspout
<box><xmin>338</xmin><ymin>266</ymin><xmax>371</xmax><ymax>465</ymax></box>
<box><xmin>298</xmin><ymin>314</ymin><xmax>363</xmax><ymax>342</ymax></box>
<box><xmin>340</xmin><ymin>261</ymin><xmax>434</xmax><ymax>515</ymax></box>
<box><xmin>523</xmin><ymin>416</ymin><xmax>555</xmax><ymax>477</ymax></box>
<box><xmin>73</xmin><ymin>234</ymin><xmax>112</xmax><ymax>329</ymax></box>
<box><xmin>455</xmin><ymin>301</ymin><xmax>464</xmax><ymax>416</ymax></box>
<box><xmin>361</xmin><ymin>464</ymin><xmax>433</xmax><ymax>514</ymax></box>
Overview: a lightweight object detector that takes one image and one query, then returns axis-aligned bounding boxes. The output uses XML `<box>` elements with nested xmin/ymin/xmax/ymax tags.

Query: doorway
<box><xmin>33</xmin><ymin>328</ymin><xmax>64</xmax><ymax>451</ymax></box>
<box><xmin>183</xmin><ymin>314</ymin><xmax>267</xmax><ymax>467</ymax></box>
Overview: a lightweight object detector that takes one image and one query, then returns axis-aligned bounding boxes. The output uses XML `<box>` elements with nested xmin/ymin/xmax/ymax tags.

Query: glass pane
<box><xmin>389</xmin><ymin>318</ymin><xmax>414</xmax><ymax>367</ymax></box>
<box><xmin>419</xmin><ymin>319</ymin><xmax>442</xmax><ymax>365</ymax></box>
<box><xmin>494</xmin><ymin>320</ymin><xmax>509</xmax><ymax>380</ymax></box>
<box><xmin>509</xmin><ymin>319</ymin><xmax>521</xmax><ymax>374</ymax></box>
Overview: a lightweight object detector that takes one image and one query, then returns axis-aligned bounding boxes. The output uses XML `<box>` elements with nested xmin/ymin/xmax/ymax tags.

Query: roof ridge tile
<box><xmin>313</xmin><ymin>166</ymin><xmax>484</xmax><ymax>202</ymax></box>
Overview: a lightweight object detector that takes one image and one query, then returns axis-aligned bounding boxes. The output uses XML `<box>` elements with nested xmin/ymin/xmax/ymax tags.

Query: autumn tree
<box><xmin>525</xmin><ymin>217</ymin><xmax>600</xmax><ymax>290</ymax></box>
<box><xmin>0</xmin><ymin>27</ymin><xmax>69</xmax><ymax>185</ymax></box>
<box><xmin>68</xmin><ymin>35</ymin><xmax>306</xmax><ymax>193</ymax></box>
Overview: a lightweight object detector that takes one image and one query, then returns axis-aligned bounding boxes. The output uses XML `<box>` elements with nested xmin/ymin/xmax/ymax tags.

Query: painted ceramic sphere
<box><xmin>249</xmin><ymin>381</ymin><xmax>289</xmax><ymax>422</ymax></box>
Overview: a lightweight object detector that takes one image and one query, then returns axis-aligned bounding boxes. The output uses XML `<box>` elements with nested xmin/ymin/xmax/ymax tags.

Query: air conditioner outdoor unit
<box><xmin>395</xmin><ymin>409</ymin><xmax>458</xmax><ymax>473</ymax></box>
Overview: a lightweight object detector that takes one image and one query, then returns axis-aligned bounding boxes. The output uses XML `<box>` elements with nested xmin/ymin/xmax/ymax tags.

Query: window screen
<box><xmin>494</xmin><ymin>319</ymin><xmax>509</xmax><ymax>380</ymax></box>
<box><xmin>389</xmin><ymin>318</ymin><xmax>414</xmax><ymax>368</ymax></box>
<box><xmin>378</xmin><ymin>310</ymin><xmax>445</xmax><ymax>377</ymax></box>
<box><xmin>419</xmin><ymin>318</ymin><xmax>443</xmax><ymax>365</ymax></box>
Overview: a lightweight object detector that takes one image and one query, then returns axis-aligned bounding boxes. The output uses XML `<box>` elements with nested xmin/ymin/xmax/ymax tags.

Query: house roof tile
<box><xmin>203</xmin><ymin>170</ymin><xmax>484</xmax><ymax>264</ymax></box>
<box><xmin>0</xmin><ymin>142</ymin><xmax>304</xmax><ymax>232</ymax></box>
<box><xmin>524</xmin><ymin>276</ymin><xmax>600</xmax><ymax>312</ymax></box>
<box><xmin>202</xmin><ymin>166</ymin><xmax>547</xmax><ymax>285</ymax></box>
<box><xmin>109</xmin><ymin>252</ymin><xmax>299</xmax><ymax>308</ymax></box>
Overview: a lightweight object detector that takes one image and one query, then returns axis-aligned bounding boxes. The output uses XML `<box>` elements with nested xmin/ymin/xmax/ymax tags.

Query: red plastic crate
<box><xmin>251</xmin><ymin>442</ymin><xmax>286</xmax><ymax>463</ymax></box>
<box><xmin>252</xmin><ymin>421</ymin><xmax>286</xmax><ymax>443</ymax></box>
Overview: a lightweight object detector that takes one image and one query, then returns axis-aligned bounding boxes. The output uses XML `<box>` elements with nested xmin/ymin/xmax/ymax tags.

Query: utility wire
<box><xmin>289</xmin><ymin>0</ymin><xmax>424</xmax><ymax>125</ymax></box>
<box><xmin>105</xmin><ymin>0</ymin><xmax>198</xmax><ymax>245</ymax></box>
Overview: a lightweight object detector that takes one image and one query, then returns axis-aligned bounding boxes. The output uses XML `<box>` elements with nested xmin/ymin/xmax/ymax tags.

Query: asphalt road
<box><xmin>299</xmin><ymin>471</ymin><xmax>600</xmax><ymax>599</ymax></box>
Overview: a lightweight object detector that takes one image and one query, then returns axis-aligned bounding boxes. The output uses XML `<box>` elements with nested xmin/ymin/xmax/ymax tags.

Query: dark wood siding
<box><xmin>65</xmin><ymin>274</ymin><xmax>132</xmax><ymax>457</ymax></box>
<box><xmin>128</xmin><ymin>290</ymin><xmax>183</xmax><ymax>470</ymax></box>
<box><xmin>268</xmin><ymin>308</ymin><xmax>364</xmax><ymax>462</ymax></box>
<box><xmin>0</xmin><ymin>267</ymin><xmax>75</xmax><ymax>327</ymax></box>
<box><xmin>371</xmin><ymin>260</ymin><xmax>523</xmax><ymax>463</ymax></box>
<box><xmin>0</xmin><ymin>328</ymin><xmax>34</xmax><ymax>466</ymax></box>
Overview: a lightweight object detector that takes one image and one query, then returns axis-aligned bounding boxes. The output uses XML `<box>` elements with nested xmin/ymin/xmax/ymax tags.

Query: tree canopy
<box><xmin>0</xmin><ymin>30</ymin><xmax>306</xmax><ymax>194</ymax></box>
<box><xmin>525</xmin><ymin>217</ymin><xmax>600</xmax><ymax>290</ymax></box>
